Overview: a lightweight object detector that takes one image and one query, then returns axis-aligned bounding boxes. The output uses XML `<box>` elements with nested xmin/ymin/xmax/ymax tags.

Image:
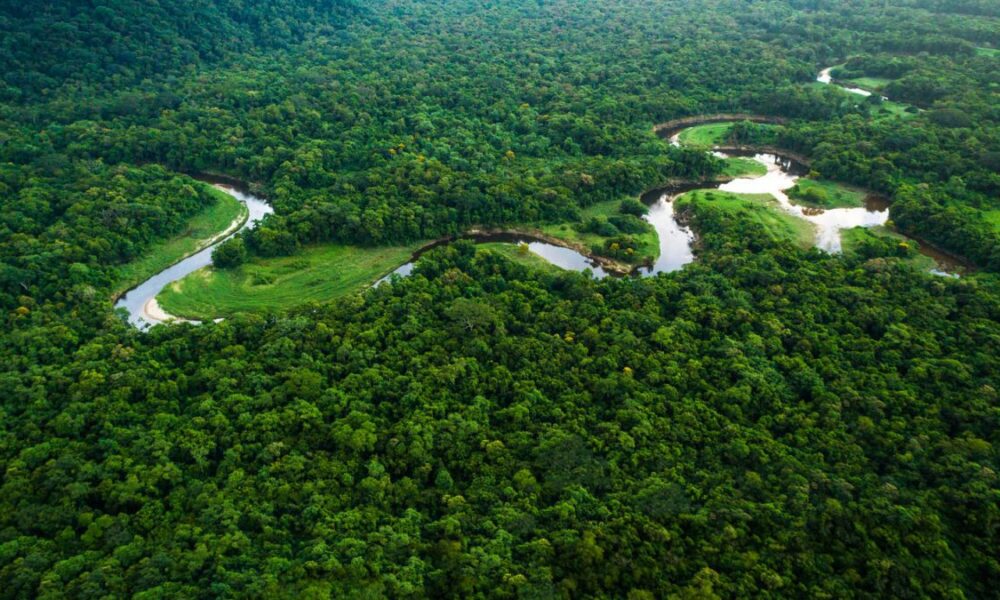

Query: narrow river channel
<box><xmin>115</xmin><ymin>179</ymin><xmax>272</xmax><ymax>329</ymax></box>
<box><xmin>120</xmin><ymin>80</ymin><xmax>960</xmax><ymax>328</ymax></box>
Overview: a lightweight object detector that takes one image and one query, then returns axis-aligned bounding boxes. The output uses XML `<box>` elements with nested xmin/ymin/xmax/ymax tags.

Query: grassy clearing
<box><xmin>676</xmin><ymin>189</ymin><xmax>815</xmax><ymax>249</ymax></box>
<box><xmin>535</xmin><ymin>198</ymin><xmax>658</xmax><ymax>264</ymax></box>
<box><xmin>677</xmin><ymin>122</ymin><xmax>736</xmax><ymax>147</ymax></box>
<box><xmin>476</xmin><ymin>243</ymin><xmax>565</xmax><ymax>274</ymax></box>
<box><xmin>812</xmin><ymin>80</ymin><xmax>914</xmax><ymax>120</ymax></box>
<box><xmin>845</xmin><ymin>76</ymin><xmax>892</xmax><ymax>91</ymax></box>
<box><xmin>983</xmin><ymin>209</ymin><xmax>1000</xmax><ymax>233</ymax></box>
<box><xmin>841</xmin><ymin>226</ymin><xmax>938</xmax><ymax>271</ymax></box>
<box><xmin>976</xmin><ymin>47</ymin><xmax>999</xmax><ymax>57</ymax></box>
<box><xmin>721</xmin><ymin>157</ymin><xmax>768</xmax><ymax>178</ymax></box>
<box><xmin>787</xmin><ymin>178</ymin><xmax>868</xmax><ymax>209</ymax></box>
<box><xmin>871</xmin><ymin>98</ymin><xmax>917</xmax><ymax>119</ymax></box>
<box><xmin>676</xmin><ymin>122</ymin><xmax>777</xmax><ymax>148</ymax></box>
<box><xmin>157</xmin><ymin>243</ymin><xmax>423</xmax><ymax>319</ymax></box>
<box><xmin>114</xmin><ymin>185</ymin><xmax>247</xmax><ymax>295</ymax></box>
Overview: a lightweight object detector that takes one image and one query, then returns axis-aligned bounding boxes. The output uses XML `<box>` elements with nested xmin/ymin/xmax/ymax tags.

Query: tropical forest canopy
<box><xmin>0</xmin><ymin>0</ymin><xmax>998</xmax><ymax>598</ymax></box>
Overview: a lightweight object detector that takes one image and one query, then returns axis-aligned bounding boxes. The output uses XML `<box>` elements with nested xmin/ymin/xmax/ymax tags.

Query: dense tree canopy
<box><xmin>0</xmin><ymin>0</ymin><xmax>998</xmax><ymax>598</ymax></box>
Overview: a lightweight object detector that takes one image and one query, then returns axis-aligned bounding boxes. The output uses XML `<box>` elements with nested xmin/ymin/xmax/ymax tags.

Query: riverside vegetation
<box><xmin>1</xmin><ymin>1</ymin><xmax>999</xmax><ymax>598</ymax></box>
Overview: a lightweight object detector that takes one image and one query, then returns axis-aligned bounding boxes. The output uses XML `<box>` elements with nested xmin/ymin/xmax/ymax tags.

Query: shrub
<box><xmin>212</xmin><ymin>237</ymin><xmax>247</xmax><ymax>269</ymax></box>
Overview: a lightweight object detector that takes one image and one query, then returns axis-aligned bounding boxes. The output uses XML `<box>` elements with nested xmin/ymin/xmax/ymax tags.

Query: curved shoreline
<box><xmin>111</xmin><ymin>183</ymin><xmax>251</xmax><ymax>303</ymax></box>
<box><xmin>400</xmin><ymin>227</ymin><xmax>638</xmax><ymax>276</ymax></box>
<box><xmin>115</xmin><ymin>175</ymin><xmax>273</xmax><ymax>329</ymax></box>
<box><xmin>653</xmin><ymin>114</ymin><xmax>789</xmax><ymax>139</ymax></box>
<box><xmin>650</xmin><ymin>114</ymin><xmax>810</xmax><ymax>169</ymax></box>
<box><xmin>817</xmin><ymin>66</ymin><xmax>882</xmax><ymax>97</ymax></box>
<box><xmin>713</xmin><ymin>145</ymin><xmax>812</xmax><ymax>168</ymax></box>
<box><xmin>142</xmin><ymin>297</ymin><xmax>196</xmax><ymax>325</ymax></box>
<box><xmin>889</xmin><ymin>228</ymin><xmax>974</xmax><ymax>273</ymax></box>
<box><xmin>126</xmin><ymin>102</ymin><xmax>967</xmax><ymax>327</ymax></box>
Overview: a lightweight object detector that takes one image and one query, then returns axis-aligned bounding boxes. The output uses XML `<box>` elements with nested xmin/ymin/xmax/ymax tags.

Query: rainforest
<box><xmin>1</xmin><ymin>0</ymin><xmax>999</xmax><ymax>598</ymax></box>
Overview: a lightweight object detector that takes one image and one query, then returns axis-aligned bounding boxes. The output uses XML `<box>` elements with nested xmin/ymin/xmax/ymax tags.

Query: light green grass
<box><xmin>676</xmin><ymin>189</ymin><xmax>815</xmax><ymax>249</ymax></box>
<box><xmin>872</xmin><ymin>100</ymin><xmax>916</xmax><ymax>119</ymax></box>
<box><xmin>845</xmin><ymin>76</ymin><xmax>892</xmax><ymax>91</ymax></box>
<box><xmin>114</xmin><ymin>185</ymin><xmax>247</xmax><ymax>295</ymax></box>
<box><xmin>721</xmin><ymin>157</ymin><xmax>768</xmax><ymax>178</ymax></box>
<box><xmin>813</xmin><ymin>78</ymin><xmax>915</xmax><ymax>120</ymax></box>
<box><xmin>476</xmin><ymin>243</ymin><xmax>565</xmax><ymax>274</ymax></box>
<box><xmin>678</xmin><ymin>122</ymin><xmax>737</xmax><ymax>147</ymax></box>
<box><xmin>983</xmin><ymin>210</ymin><xmax>1000</xmax><ymax>232</ymax></box>
<box><xmin>787</xmin><ymin>178</ymin><xmax>868</xmax><ymax>209</ymax></box>
<box><xmin>976</xmin><ymin>47</ymin><xmax>999</xmax><ymax>57</ymax></box>
<box><xmin>157</xmin><ymin>243</ymin><xmax>423</xmax><ymax>319</ymax></box>
<box><xmin>536</xmin><ymin>198</ymin><xmax>657</xmax><ymax>264</ymax></box>
<box><xmin>841</xmin><ymin>226</ymin><xmax>938</xmax><ymax>271</ymax></box>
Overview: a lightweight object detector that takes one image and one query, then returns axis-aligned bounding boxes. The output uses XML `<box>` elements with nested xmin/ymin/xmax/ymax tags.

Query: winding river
<box><xmin>818</xmin><ymin>67</ymin><xmax>876</xmax><ymax>98</ymax></box>
<box><xmin>115</xmin><ymin>178</ymin><xmax>272</xmax><ymax>329</ymax></box>
<box><xmin>719</xmin><ymin>152</ymin><xmax>889</xmax><ymax>252</ymax></box>
<box><xmin>376</xmin><ymin>233</ymin><xmax>611</xmax><ymax>287</ymax></box>
<box><xmin>119</xmin><ymin>68</ymin><xmax>958</xmax><ymax>327</ymax></box>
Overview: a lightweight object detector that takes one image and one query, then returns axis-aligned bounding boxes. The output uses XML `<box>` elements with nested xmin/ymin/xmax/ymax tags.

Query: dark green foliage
<box><xmin>581</xmin><ymin>216</ymin><xmax>621</xmax><ymax>237</ymax></box>
<box><xmin>211</xmin><ymin>237</ymin><xmax>247</xmax><ymax>269</ymax></box>
<box><xmin>592</xmin><ymin>235</ymin><xmax>640</xmax><ymax>260</ymax></box>
<box><xmin>608</xmin><ymin>215</ymin><xmax>649</xmax><ymax>235</ymax></box>
<box><xmin>619</xmin><ymin>198</ymin><xmax>649</xmax><ymax>217</ymax></box>
<box><xmin>3</xmin><ymin>244</ymin><xmax>998</xmax><ymax>598</ymax></box>
<box><xmin>0</xmin><ymin>0</ymin><xmax>355</xmax><ymax>101</ymax></box>
<box><xmin>0</xmin><ymin>162</ymin><xmax>218</xmax><ymax>310</ymax></box>
<box><xmin>850</xmin><ymin>232</ymin><xmax>918</xmax><ymax>261</ymax></box>
<box><xmin>0</xmin><ymin>0</ymin><xmax>998</xmax><ymax>598</ymax></box>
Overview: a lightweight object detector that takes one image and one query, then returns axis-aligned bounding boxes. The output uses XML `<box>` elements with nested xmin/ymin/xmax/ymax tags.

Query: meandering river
<box><xmin>120</xmin><ymin>78</ymin><xmax>959</xmax><ymax>328</ymax></box>
<box><xmin>376</xmin><ymin>233</ymin><xmax>611</xmax><ymax>287</ymax></box>
<box><xmin>719</xmin><ymin>152</ymin><xmax>889</xmax><ymax>252</ymax></box>
<box><xmin>115</xmin><ymin>178</ymin><xmax>272</xmax><ymax>329</ymax></box>
<box><xmin>817</xmin><ymin>66</ymin><xmax>890</xmax><ymax>101</ymax></box>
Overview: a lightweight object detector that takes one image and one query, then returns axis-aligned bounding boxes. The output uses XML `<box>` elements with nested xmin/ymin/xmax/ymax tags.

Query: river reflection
<box><xmin>718</xmin><ymin>153</ymin><xmax>889</xmax><ymax>253</ymax></box>
<box><xmin>375</xmin><ymin>233</ymin><xmax>610</xmax><ymax>287</ymax></box>
<box><xmin>636</xmin><ymin>192</ymin><xmax>695</xmax><ymax>276</ymax></box>
<box><xmin>527</xmin><ymin>241</ymin><xmax>610</xmax><ymax>277</ymax></box>
<box><xmin>379</xmin><ymin>151</ymin><xmax>957</xmax><ymax>285</ymax></box>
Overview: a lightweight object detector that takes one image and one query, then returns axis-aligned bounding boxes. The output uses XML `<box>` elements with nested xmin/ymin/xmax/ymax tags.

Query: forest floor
<box><xmin>676</xmin><ymin>189</ymin><xmax>816</xmax><ymax>249</ymax></box>
<box><xmin>678</xmin><ymin>122</ymin><xmax>737</xmax><ymax>147</ymax></box>
<box><xmin>154</xmin><ymin>194</ymin><xmax>653</xmax><ymax>321</ymax></box>
<box><xmin>983</xmin><ymin>209</ymin><xmax>1000</xmax><ymax>233</ymax></box>
<box><xmin>676</xmin><ymin>121</ymin><xmax>780</xmax><ymax>148</ymax></box>
<box><xmin>872</xmin><ymin>100</ymin><xmax>915</xmax><ymax>118</ymax></box>
<box><xmin>157</xmin><ymin>243</ymin><xmax>423</xmax><ymax>319</ymax></box>
<box><xmin>671</xmin><ymin>122</ymin><xmax>773</xmax><ymax>179</ymax></box>
<box><xmin>114</xmin><ymin>185</ymin><xmax>248</xmax><ymax>296</ymax></box>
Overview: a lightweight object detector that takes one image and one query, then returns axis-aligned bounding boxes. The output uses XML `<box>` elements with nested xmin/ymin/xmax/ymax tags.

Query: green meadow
<box><xmin>676</xmin><ymin>189</ymin><xmax>815</xmax><ymax>249</ymax></box>
<box><xmin>157</xmin><ymin>243</ymin><xmax>423</xmax><ymax>319</ymax></box>
<box><xmin>114</xmin><ymin>185</ymin><xmax>247</xmax><ymax>296</ymax></box>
